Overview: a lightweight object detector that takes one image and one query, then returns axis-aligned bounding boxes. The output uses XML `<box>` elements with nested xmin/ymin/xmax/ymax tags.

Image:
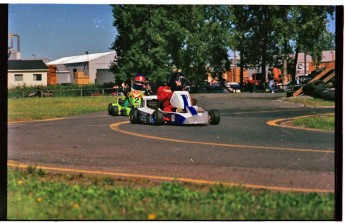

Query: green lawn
<box><xmin>8</xmin><ymin>96</ymin><xmax>114</xmax><ymax>122</ymax></box>
<box><xmin>8</xmin><ymin>166</ymin><xmax>335</xmax><ymax>220</ymax></box>
<box><xmin>293</xmin><ymin>113</ymin><xmax>334</xmax><ymax>131</ymax></box>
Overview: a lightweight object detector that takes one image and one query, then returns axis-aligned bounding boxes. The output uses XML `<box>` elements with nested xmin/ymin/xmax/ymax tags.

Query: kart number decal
<box><xmin>181</xmin><ymin>94</ymin><xmax>189</xmax><ymax>109</ymax></box>
<box><xmin>171</xmin><ymin>115</ymin><xmax>175</xmax><ymax>122</ymax></box>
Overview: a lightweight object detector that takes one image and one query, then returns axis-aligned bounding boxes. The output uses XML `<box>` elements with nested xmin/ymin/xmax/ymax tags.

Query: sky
<box><xmin>8</xmin><ymin>4</ymin><xmax>117</xmax><ymax>61</ymax></box>
<box><xmin>8</xmin><ymin>4</ymin><xmax>336</xmax><ymax>61</ymax></box>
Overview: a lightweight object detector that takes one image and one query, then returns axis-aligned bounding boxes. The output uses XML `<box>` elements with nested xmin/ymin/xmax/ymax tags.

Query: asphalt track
<box><xmin>8</xmin><ymin>93</ymin><xmax>335</xmax><ymax>192</ymax></box>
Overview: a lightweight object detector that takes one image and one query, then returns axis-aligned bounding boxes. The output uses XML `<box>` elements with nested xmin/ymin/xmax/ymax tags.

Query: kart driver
<box><xmin>132</xmin><ymin>73</ymin><xmax>153</xmax><ymax>96</ymax></box>
<box><xmin>132</xmin><ymin>74</ymin><xmax>146</xmax><ymax>91</ymax></box>
<box><xmin>119</xmin><ymin>73</ymin><xmax>153</xmax><ymax>107</ymax></box>
<box><xmin>157</xmin><ymin>72</ymin><xmax>186</xmax><ymax>112</ymax></box>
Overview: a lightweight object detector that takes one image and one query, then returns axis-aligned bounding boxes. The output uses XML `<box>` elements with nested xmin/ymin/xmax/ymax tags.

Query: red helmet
<box><xmin>134</xmin><ymin>74</ymin><xmax>145</xmax><ymax>86</ymax></box>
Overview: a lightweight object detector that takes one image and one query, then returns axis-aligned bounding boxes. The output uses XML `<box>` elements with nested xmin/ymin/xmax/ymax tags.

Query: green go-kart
<box><xmin>108</xmin><ymin>90</ymin><xmax>144</xmax><ymax>116</ymax></box>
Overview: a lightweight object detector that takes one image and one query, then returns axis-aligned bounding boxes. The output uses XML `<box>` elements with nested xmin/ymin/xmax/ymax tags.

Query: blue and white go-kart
<box><xmin>129</xmin><ymin>91</ymin><xmax>220</xmax><ymax>125</ymax></box>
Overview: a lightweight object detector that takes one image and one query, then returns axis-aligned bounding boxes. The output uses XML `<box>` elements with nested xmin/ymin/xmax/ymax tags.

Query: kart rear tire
<box><xmin>152</xmin><ymin>110</ymin><xmax>164</xmax><ymax>126</ymax></box>
<box><xmin>129</xmin><ymin>108</ymin><xmax>140</xmax><ymax>124</ymax></box>
<box><xmin>208</xmin><ymin>110</ymin><xmax>220</xmax><ymax>125</ymax></box>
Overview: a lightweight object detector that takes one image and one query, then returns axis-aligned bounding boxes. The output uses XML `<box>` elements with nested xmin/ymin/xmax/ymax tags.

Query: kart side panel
<box><xmin>164</xmin><ymin>110</ymin><xmax>209</xmax><ymax>125</ymax></box>
<box><xmin>137</xmin><ymin>107</ymin><xmax>156</xmax><ymax>124</ymax></box>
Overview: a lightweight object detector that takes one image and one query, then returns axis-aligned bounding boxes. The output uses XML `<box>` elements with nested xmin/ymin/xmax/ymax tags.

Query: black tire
<box><xmin>151</xmin><ymin>110</ymin><xmax>164</xmax><ymax>126</ymax></box>
<box><xmin>108</xmin><ymin>103</ymin><xmax>113</xmax><ymax>115</ymax></box>
<box><xmin>129</xmin><ymin>108</ymin><xmax>140</xmax><ymax>124</ymax></box>
<box><xmin>208</xmin><ymin>110</ymin><xmax>220</xmax><ymax>125</ymax></box>
<box><xmin>110</xmin><ymin>105</ymin><xmax>119</xmax><ymax>116</ymax></box>
<box><xmin>286</xmin><ymin>91</ymin><xmax>293</xmax><ymax>98</ymax></box>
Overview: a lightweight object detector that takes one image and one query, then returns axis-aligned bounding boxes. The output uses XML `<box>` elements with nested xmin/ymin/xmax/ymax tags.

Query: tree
<box><xmin>110</xmin><ymin>5</ymin><xmax>335</xmax><ymax>88</ymax></box>
<box><xmin>287</xmin><ymin>6</ymin><xmax>335</xmax><ymax>79</ymax></box>
<box><xmin>228</xmin><ymin>5</ymin><xmax>289</xmax><ymax>85</ymax></box>
<box><xmin>228</xmin><ymin>5</ymin><xmax>334</xmax><ymax>84</ymax></box>
<box><xmin>319</xmin><ymin>31</ymin><xmax>336</xmax><ymax>51</ymax></box>
<box><xmin>110</xmin><ymin>5</ymin><xmax>231</xmax><ymax>87</ymax></box>
<box><xmin>110</xmin><ymin>5</ymin><xmax>173</xmax><ymax>84</ymax></box>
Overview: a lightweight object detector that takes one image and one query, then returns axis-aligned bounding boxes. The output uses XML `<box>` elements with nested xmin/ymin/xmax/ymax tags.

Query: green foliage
<box><xmin>110</xmin><ymin>5</ymin><xmax>334</xmax><ymax>87</ymax></box>
<box><xmin>110</xmin><ymin>5</ymin><xmax>231</xmax><ymax>86</ymax></box>
<box><xmin>8</xmin><ymin>167</ymin><xmax>334</xmax><ymax>220</ymax></box>
<box><xmin>229</xmin><ymin>6</ymin><xmax>289</xmax><ymax>73</ymax></box>
<box><xmin>110</xmin><ymin>5</ymin><xmax>172</xmax><ymax>83</ymax></box>
<box><xmin>287</xmin><ymin>6</ymin><xmax>335</xmax><ymax>77</ymax></box>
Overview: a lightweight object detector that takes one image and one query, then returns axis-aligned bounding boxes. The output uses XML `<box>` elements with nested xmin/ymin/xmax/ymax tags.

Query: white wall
<box><xmin>56</xmin><ymin>72</ymin><xmax>71</xmax><ymax>84</ymax></box>
<box><xmin>89</xmin><ymin>52</ymin><xmax>116</xmax><ymax>84</ymax></box>
<box><xmin>8</xmin><ymin>71</ymin><xmax>47</xmax><ymax>88</ymax></box>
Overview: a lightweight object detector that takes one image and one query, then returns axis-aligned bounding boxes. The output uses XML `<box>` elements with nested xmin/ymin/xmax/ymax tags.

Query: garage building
<box><xmin>46</xmin><ymin>51</ymin><xmax>117</xmax><ymax>85</ymax></box>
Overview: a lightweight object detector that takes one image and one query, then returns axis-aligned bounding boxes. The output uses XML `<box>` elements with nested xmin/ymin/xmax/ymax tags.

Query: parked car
<box><xmin>297</xmin><ymin>75</ymin><xmax>312</xmax><ymax>84</ymax></box>
<box><xmin>192</xmin><ymin>81</ymin><xmax>223</xmax><ymax>93</ymax></box>
<box><xmin>223</xmin><ymin>82</ymin><xmax>241</xmax><ymax>93</ymax></box>
<box><xmin>286</xmin><ymin>75</ymin><xmax>313</xmax><ymax>97</ymax></box>
<box><xmin>286</xmin><ymin>76</ymin><xmax>312</xmax><ymax>92</ymax></box>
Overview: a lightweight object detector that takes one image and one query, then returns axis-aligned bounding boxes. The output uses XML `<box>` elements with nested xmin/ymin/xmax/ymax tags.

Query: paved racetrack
<box><xmin>8</xmin><ymin>93</ymin><xmax>335</xmax><ymax>192</ymax></box>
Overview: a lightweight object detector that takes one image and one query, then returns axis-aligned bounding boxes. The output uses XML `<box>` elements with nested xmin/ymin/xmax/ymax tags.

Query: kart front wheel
<box><xmin>151</xmin><ymin>110</ymin><xmax>164</xmax><ymax>126</ymax></box>
<box><xmin>108</xmin><ymin>103</ymin><xmax>112</xmax><ymax>115</ymax></box>
<box><xmin>208</xmin><ymin>110</ymin><xmax>220</xmax><ymax>125</ymax></box>
<box><xmin>109</xmin><ymin>105</ymin><xmax>119</xmax><ymax>116</ymax></box>
<box><xmin>129</xmin><ymin>108</ymin><xmax>140</xmax><ymax>124</ymax></box>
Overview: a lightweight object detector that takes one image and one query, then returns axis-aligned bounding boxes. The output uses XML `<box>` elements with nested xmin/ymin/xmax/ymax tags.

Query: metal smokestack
<box><xmin>8</xmin><ymin>34</ymin><xmax>20</xmax><ymax>51</ymax></box>
<box><xmin>8</xmin><ymin>34</ymin><xmax>21</xmax><ymax>59</ymax></box>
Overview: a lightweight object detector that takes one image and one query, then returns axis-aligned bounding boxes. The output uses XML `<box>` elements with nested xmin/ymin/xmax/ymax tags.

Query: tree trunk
<box><xmin>261</xmin><ymin>34</ymin><xmax>268</xmax><ymax>80</ymax></box>
<box><xmin>240</xmin><ymin>49</ymin><xmax>244</xmax><ymax>90</ymax></box>
<box><xmin>292</xmin><ymin>47</ymin><xmax>299</xmax><ymax>81</ymax></box>
<box><xmin>282</xmin><ymin>58</ymin><xmax>288</xmax><ymax>89</ymax></box>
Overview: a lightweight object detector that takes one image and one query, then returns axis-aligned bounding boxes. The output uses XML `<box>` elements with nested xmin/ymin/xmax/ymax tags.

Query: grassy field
<box><xmin>8</xmin><ymin>96</ymin><xmax>114</xmax><ymax>122</ymax></box>
<box><xmin>8</xmin><ymin>166</ymin><xmax>335</xmax><ymax>220</ymax></box>
<box><xmin>7</xmin><ymin>95</ymin><xmax>335</xmax><ymax>220</ymax></box>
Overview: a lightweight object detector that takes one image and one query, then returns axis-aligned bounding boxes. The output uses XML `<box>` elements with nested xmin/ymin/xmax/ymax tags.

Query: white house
<box><xmin>46</xmin><ymin>51</ymin><xmax>117</xmax><ymax>84</ymax></box>
<box><xmin>8</xmin><ymin>60</ymin><xmax>48</xmax><ymax>88</ymax></box>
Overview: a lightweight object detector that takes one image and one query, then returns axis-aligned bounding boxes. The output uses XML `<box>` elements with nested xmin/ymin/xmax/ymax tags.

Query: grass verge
<box><xmin>8</xmin><ymin>96</ymin><xmax>114</xmax><ymax>122</ymax></box>
<box><xmin>281</xmin><ymin>96</ymin><xmax>334</xmax><ymax>131</ymax></box>
<box><xmin>8</xmin><ymin>166</ymin><xmax>334</xmax><ymax>220</ymax></box>
<box><xmin>292</xmin><ymin>113</ymin><xmax>335</xmax><ymax>131</ymax></box>
<box><xmin>282</xmin><ymin>96</ymin><xmax>335</xmax><ymax>108</ymax></box>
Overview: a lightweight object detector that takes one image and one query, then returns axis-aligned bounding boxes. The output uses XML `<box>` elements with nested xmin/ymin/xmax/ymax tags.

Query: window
<box><xmin>14</xmin><ymin>74</ymin><xmax>23</xmax><ymax>81</ymax></box>
<box><xmin>33</xmin><ymin>74</ymin><xmax>42</xmax><ymax>81</ymax></box>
